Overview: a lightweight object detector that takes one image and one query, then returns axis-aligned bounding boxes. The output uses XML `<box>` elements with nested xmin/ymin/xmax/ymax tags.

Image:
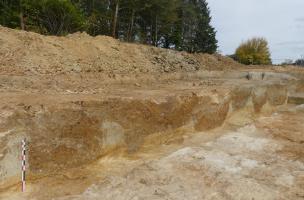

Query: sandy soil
<box><xmin>0</xmin><ymin>105</ymin><xmax>303</xmax><ymax>200</ymax></box>
<box><xmin>0</xmin><ymin>27</ymin><xmax>304</xmax><ymax>200</ymax></box>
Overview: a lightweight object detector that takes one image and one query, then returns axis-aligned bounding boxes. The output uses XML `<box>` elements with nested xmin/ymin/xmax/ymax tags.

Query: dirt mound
<box><xmin>194</xmin><ymin>53</ymin><xmax>244</xmax><ymax>70</ymax></box>
<box><xmin>0</xmin><ymin>26</ymin><xmax>243</xmax><ymax>75</ymax></box>
<box><xmin>1</xmin><ymin>26</ymin><xmax>304</xmax><ymax>200</ymax></box>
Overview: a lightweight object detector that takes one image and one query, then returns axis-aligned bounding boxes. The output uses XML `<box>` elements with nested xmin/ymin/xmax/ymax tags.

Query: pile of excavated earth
<box><xmin>0</xmin><ymin>26</ymin><xmax>304</xmax><ymax>200</ymax></box>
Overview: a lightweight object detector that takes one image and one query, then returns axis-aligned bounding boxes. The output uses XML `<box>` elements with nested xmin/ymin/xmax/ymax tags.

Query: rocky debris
<box><xmin>0</xmin><ymin>26</ymin><xmax>244</xmax><ymax>76</ymax></box>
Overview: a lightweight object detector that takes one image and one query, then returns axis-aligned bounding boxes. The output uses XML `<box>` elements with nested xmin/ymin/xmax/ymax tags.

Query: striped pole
<box><xmin>21</xmin><ymin>139</ymin><xmax>26</xmax><ymax>192</ymax></box>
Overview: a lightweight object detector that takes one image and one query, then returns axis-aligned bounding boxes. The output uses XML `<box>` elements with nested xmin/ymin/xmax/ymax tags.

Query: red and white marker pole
<box><xmin>21</xmin><ymin>139</ymin><xmax>26</xmax><ymax>192</ymax></box>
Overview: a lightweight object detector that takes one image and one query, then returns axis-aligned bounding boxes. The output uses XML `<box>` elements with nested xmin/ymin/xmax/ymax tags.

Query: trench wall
<box><xmin>0</xmin><ymin>83</ymin><xmax>288</xmax><ymax>185</ymax></box>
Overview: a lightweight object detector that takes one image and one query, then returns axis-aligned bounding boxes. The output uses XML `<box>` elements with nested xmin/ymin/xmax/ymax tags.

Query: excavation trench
<box><xmin>0</xmin><ymin>82</ymin><xmax>289</xmax><ymax>187</ymax></box>
<box><xmin>1</xmin><ymin>27</ymin><xmax>304</xmax><ymax>199</ymax></box>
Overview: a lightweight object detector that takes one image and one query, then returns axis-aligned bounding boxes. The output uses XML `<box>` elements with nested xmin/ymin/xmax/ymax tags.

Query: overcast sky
<box><xmin>207</xmin><ymin>0</ymin><xmax>304</xmax><ymax>63</ymax></box>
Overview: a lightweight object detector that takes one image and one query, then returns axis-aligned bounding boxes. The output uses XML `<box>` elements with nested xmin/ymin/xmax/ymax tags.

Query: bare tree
<box><xmin>19</xmin><ymin>0</ymin><xmax>25</xmax><ymax>30</ymax></box>
<box><xmin>112</xmin><ymin>0</ymin><xmax>119</xmax><ymax>38</ymax></box>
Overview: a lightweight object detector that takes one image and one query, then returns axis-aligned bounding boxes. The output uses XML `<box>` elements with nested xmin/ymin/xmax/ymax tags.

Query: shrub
<box><xmin>294</xmin><ymin>59</ymin><xmax>304</xmax><ymax>67</ymax></box>
<box><xmin>235</xmin><ymin>37</ymin><xmax>272</xmax><ymax>65</ymax></box>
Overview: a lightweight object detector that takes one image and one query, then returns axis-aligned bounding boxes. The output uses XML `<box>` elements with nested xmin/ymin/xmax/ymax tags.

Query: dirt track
<box><xmin>0</xmin><ymin>26</ymin><xmax>304</xmax><ymax>199</ymax></box>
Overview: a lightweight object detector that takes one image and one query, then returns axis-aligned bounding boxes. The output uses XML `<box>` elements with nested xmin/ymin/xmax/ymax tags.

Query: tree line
<box><xmin>0</xmin><ymin>0</ymin><xmax>218</xmax><ymax>53</ymax></box>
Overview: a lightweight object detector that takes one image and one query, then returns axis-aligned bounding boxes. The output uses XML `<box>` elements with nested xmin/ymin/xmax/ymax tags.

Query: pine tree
<box><xmin>0</xmin><ymin>0</ymin><xmax>22</xmax><ymax>29</ymax></box>
<box><xmin>193</xmin><ymin>0</ymin><xmax>217</xmax><ymax>53</ymax></box>
<box><xmin>179</xmin><ymin>0</ymin><xmax>217</xmax><ymax>53</ymax></box>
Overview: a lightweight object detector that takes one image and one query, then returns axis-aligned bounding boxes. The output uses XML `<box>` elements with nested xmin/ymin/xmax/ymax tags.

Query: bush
<box><xmin>281</xmin><ymin>59</ymin><xmax>293</xmax><ymax>66</ymax></box>
<box><xmin>294</xmin><ymin>59</ymin><xmax>304</xmax><ymax>67</ymax></box>
<box><xmin>235</xmin><ymin>37</ymin><xmax>272</xmax><ymax>65</ymax></box>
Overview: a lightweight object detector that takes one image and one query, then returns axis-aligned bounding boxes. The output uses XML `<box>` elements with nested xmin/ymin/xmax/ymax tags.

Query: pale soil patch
<box><xmin>1</xmin><ymin>105</ymin><xmax>302</xmax><ymax>200</ymax></box>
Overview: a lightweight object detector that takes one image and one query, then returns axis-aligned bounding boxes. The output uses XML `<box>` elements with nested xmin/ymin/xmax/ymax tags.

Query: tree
<box><xmin>135</xmin><ymin>0</ymin><xmax>180</xmax><ymax>46</ymax></box>
<box><xmin>124</xmin><ymin>0</ymin><xmax>140</xmax><ymax>41</ymax></box>
<box><xmin>39</xmin><ymin>0</ymin><xmax>85</xmax><ymax>35</ymax></box>
<box><xmin>179</xmin><ymin>0</ymin><xmax>217</xmax><ymax>53</ymax></box>
<box><xmin>0</xmin><ymin>0</ymin><xmax>23</xmax><ymax>29</ymax></box>
<box><xmin>0</xmin><ymin>0</ymin><xmax>218</xmax><ymax>53</ymax></box>
<box><xmin>72</xmin><ymin>0</ymin><xmax>112</xmax><ymax>36</ymax></box>
<box><xmin>20</xmin><ymin>0</ymin><xmax>43</xmax><ymax>31</ymax></box>
<box><xmin>235</xmin><ymin>37</ymin><xmax>272</xmax><ymax>65</ymax></box>
<box><xmin>294</xmin><ymin>58</ymin><xmax>304</xmax><ymax>67</ymax></box>
<box><xmin>156</xmin><ymin>0</ymin><xmax>181</xmax><ymax>48</ymax></box>
<box><xmin>114</xmin><ymin>0</ymin><xmax>141</xmax><ymax>41</ymax></box>
<box><xmin>193</xmin><ymin>0</ymin><xmax>217</xmax><ymax>53</ymax></box>
<box><xmin>112</xmin><ymin>0</ymin><xmax>119</xmax><ymax>38</ymax></box>
<box><xmin>1</xmin><ymin>0</ymin><xmax>85</xmax><ymax>35</ymax></box>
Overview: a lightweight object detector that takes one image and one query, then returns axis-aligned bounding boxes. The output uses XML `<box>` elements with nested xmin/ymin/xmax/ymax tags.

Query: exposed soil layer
<box><xmin>0</xmin><ymin>27</ymin><xmax>304</xmax><ymax>199</ymax></box>
<box><xmin>1</xmin><ymin>105</ymin><xmax>303</xmax><ymax>200</ymax></box>
<box><xmin>54</xmin><ymin>106</ymin><xmax>303</xmax><ymax>200</ymax></box>
<box><xmin>0</xmin><ymin>81</ymin><xmax>290</xmax><ymax>183</ymax></box>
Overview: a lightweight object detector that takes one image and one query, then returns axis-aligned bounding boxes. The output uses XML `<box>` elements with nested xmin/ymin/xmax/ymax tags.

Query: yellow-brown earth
<box><xmin>0</xmin><ymin>26</ymin><xmax>303</xmax><ymax>199</ymax></box>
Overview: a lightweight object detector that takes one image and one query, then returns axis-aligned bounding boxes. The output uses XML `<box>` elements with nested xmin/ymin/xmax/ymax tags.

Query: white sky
<box><xmin>207</xmin><ymin>0</ymin><xmax>304</xmax><ymax>63</ymax></box>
